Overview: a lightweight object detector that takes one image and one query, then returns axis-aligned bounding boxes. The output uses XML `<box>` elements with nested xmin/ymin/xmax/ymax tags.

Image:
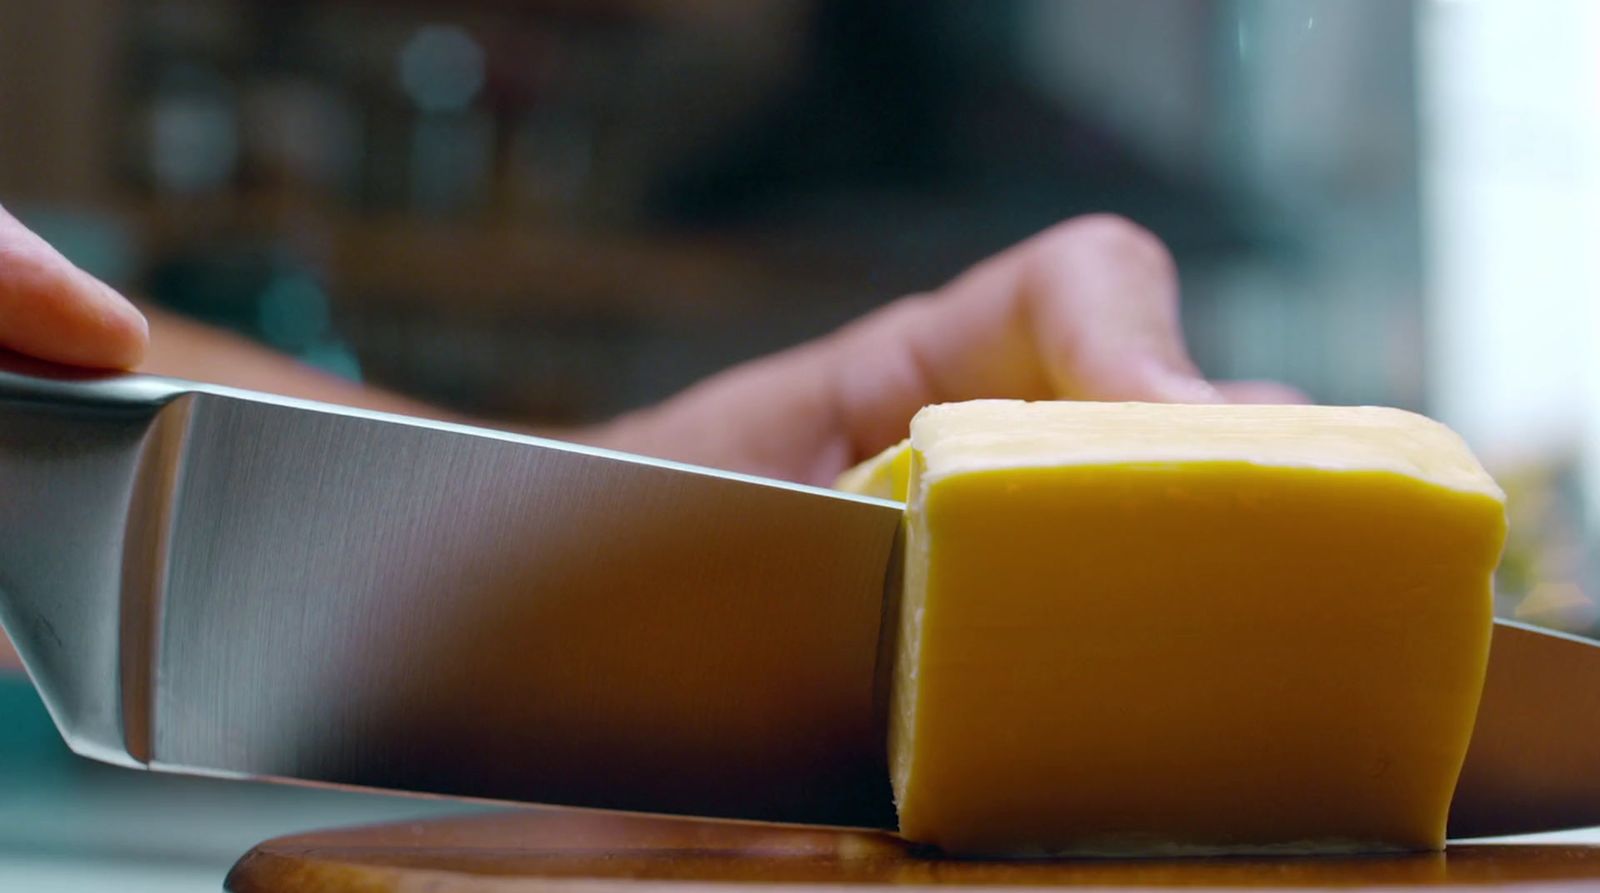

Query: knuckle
<box><xmin>1011</xmin><ymin>215</ymin><xmax>1180</xmax><ymax>324</ymax></box>
<box><xmin>841</xmin><ymin>290</ymin><xmax>934</xmax><ymax>347</ymax></box>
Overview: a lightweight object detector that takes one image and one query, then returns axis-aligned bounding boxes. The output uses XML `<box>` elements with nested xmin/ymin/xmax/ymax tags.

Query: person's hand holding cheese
<box><xmin>595</xmin><ymin>214</ymin><xmax>1304</xmax><ymax>484</ymax></box>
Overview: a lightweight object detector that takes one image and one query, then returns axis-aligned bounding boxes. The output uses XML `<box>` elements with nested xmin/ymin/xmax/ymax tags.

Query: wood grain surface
<box><xmin>227</xmin><ymin>807</ymin><xmax>1600</xmax><ymax>892</ymax></box>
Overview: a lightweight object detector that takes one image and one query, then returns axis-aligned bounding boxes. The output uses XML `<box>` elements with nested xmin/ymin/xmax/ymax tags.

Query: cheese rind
<box><xmin>911</xmin><ymin>401</ymin><xmax>1503</xmax><ymax>499</ymax></box>
<box><xmin>842</xmin><ymin>400</ymin><xmax>1506</xmax><ymax>857</ymax></box>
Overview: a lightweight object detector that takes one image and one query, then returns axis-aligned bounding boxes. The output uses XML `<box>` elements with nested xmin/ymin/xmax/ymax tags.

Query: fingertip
<box><xmin>88</xmin><ymin>278</ymin><xmax>150</xmax><ymax>369</ymax></box>
<box><xmin>18</xmin><ymin>272</ymin><xmax>151</xmax><ymax>370</ymax></box>
<box><xmin>1059</xmin><ymin>355</ymin><xmax>1224</xmax><ymax>404</ymax></box>
<box><xmin>1214</xmin><ymin>380</ymin><xmax>1313</xmax><ymax>405</ymax></box>
<box><xmin>0</xmin><ymin>208</ymin><xmax>150</xmax><ymax>369</ymax></box>
<box><xmin>1155</xmin><ymin>372</ymin><xmax>1226</xmax><ymax>404</ymax></box>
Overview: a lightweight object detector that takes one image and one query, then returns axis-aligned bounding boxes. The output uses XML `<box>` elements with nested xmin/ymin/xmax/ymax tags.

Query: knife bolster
<box><xmin>0</xmin><ymin>367</ymin><xmax>192</xmax><ymax>769</ymax></box>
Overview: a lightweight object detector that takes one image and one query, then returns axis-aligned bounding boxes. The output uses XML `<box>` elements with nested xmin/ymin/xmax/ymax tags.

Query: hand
<box><xmin>0</xmin><ymin>204</ymin><xmax>437</xmax><ymax>416</ymax></box>
<box><xmin>0</xmin><ymin>207</ymin><xmax>1300</xmax><ymax>488</ymax></box>
<box><xmin>0</xmin><ymin>205</ymin><xmax>148</xmax><ymax>369</ymax></box>
<box><xmin>594</xmin><ymin>215</ymin><xmax>1304</xmax><ymax>485</ymax></box>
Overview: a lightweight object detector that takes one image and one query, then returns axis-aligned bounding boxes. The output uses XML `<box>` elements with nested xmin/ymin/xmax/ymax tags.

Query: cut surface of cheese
<box><xmin>833</xmin><ymin>439</ymin><xmax>911</xmax><ymax>500</ymax></box>
<box><xmin>839</xmin><ymin>400</ymin><xmax>1506</xmax><ymax>858</ymax></box>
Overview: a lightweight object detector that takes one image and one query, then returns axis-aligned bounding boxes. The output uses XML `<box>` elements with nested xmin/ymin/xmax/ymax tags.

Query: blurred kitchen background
<box><xmin>0</xmin><ymin>1</ymin><xmax>1596</xmax><ymax>888</ymax></box>
<box><xmin>3</xmin><ymin>0</ymin><xmax>1594</xmax><ymax>625</ymax></box>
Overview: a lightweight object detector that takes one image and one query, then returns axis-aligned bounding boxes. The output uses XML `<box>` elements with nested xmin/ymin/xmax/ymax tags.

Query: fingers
<box><xmin>0</xmin><ymin>205</ymin><xmax>148</xmax><ymax>368</ymax></box>
<box><xmin>832</xmin><ymin>215</ymin><xmax>1210</xmax><ymax>452</ymax></box>
<box><xmin>895</xmin><ymin>214</ymin><xmax>1219</xmax><ymax>407</ymax></box>
<box><xmin>826</xmin><ymin>293</ymin><xmax>1042</xmax><ymax>458</ymax></box>
<box><xmin>1007</xmin><ymin>215</ymin><xmax>1219</xmax><ymax>403</ymax></box>
<box><xmin>827</xmin><ymin>214</ymin><xmax>1306</xmax><ymax>464</ymax></box>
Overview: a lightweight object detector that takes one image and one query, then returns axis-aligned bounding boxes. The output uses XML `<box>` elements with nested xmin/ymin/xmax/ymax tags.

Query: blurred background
<box><xmin>0</xmin><ymin>0</ymin><xmax>1596</xmax><ymax>886</ymax></box>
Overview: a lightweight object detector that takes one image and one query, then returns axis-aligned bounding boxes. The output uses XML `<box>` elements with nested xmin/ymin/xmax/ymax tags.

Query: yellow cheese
<box><xmin>838</xmin><ymin>400</ymin><xmax>1506</xmax><ymax>857</ymax></box>
<box><xmin>833</xmin><ymin>439</ymin><xmax>911</xmax><ymax>500</ymax></box>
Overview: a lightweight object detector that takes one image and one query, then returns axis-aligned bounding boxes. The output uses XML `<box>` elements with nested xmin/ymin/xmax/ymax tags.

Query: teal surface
<box><xmin>0</xmin><ymin>671</ymin><xmax>484</xmax><ymax>891</ymax></box>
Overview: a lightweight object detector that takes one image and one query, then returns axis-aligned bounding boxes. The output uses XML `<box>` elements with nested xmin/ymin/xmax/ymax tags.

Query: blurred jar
<box><xmin>142</xmin><ymin>63</ymin><xmax>240</xmax><ymax>196</ymax></box>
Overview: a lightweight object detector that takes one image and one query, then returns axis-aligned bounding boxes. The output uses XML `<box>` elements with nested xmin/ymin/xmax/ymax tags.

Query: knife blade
<box><xmin>1450</xmin><ymin>620</ymin><xmax>1600</xmax><ymax>838</ymax></box>
<box><xmin>0</xmin><ymin>356</ymin><xmax>901</xmax><ymax>828</ymax></box>
<box><xmin>0</xmin><ymin>358</ymin><xmax>1593</xmax><ymax>839</ymax></box>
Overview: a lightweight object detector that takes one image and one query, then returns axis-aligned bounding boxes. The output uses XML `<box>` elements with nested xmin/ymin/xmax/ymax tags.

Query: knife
<box><xmin>0</xmin><ymin>356</ymin><xmax>1593</xmax><ymax>840</ymax></box>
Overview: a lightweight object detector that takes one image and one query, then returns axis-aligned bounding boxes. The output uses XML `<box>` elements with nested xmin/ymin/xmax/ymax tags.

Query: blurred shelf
<box><xmin>119</xmin><ymin>193</ymin><xmax>878</xmax><ymax>422</ymax></box>
<box><xmin>330</xmin><ymin>218</ymin><xmax>786</xmax><ymax>321</ymax></box>
<box><xmin>123</xmin><ymin>195</ymin><xmax>865</xmax><ymax>324</ymax></box>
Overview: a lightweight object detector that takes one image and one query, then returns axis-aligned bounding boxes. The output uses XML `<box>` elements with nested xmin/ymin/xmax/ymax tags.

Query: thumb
<box><xmin>0</xmin><ymin>205</ymin><xmax>148</xmax><ymax>368</ymax></box>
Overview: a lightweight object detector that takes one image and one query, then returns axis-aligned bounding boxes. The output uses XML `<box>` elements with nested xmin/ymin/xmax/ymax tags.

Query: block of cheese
<box><xmin>837</xmin><ymin>400</ymin><xmax>1506</xmax><ymax>857</ymax></box>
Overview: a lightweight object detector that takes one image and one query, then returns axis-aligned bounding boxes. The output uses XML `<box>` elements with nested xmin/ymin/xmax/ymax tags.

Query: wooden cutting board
<box><xmin>227</xmin><ymin>807</ymin><xmax>1600</xmax><ymax>892</ymax></box>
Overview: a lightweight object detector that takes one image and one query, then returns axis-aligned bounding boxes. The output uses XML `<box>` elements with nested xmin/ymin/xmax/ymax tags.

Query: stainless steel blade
<box><xmin>1450</xmin><ymin>619</ymin><xmax>1600</xmax><ymax>838</ymax></box>
<box><xmin>0</xmin><ymin>360</ymin><xmax>902</xmax><ymax>828</ymax></box>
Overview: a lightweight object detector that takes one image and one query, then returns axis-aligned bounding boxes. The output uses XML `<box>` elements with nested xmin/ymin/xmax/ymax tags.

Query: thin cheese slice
<box><xmin>834</xmin><ymin>438</ymin><xmax>911</xmax><ymax>500</ymax></box>
<box><xmin>838</xmin><ymin>400</ymin><xmax>1506</xmax><ymax>857</ymax></box>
